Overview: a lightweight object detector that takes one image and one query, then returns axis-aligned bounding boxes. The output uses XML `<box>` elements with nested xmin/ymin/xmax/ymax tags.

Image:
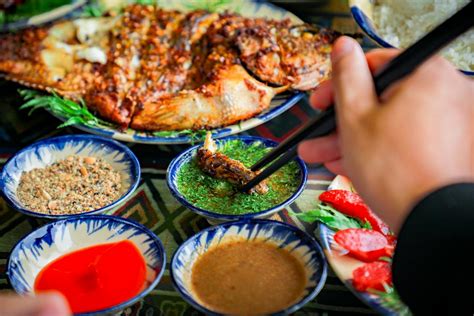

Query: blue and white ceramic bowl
<box><xmin>171</xmin><ymin>219</ymin><xmax>327</xmax><ymax>315</ymax></box>
<box><xmin>349</xmin><ymin>0</ymin><xmax>473</xmax><ymax>76</ymax></box>
<box><xmin>7</xmin><ymin>215</ymin><xmax>166</xmax><ymax>315</ymax></box>
<box><xmin>0</xmin><ymin>134</ymin><xmax>140</xmax><ymax>219</ymax></box>
<box><xmin>167</xmin><ymin>136</ymin><xmax>308</xmax><ymax>224</ymax></box>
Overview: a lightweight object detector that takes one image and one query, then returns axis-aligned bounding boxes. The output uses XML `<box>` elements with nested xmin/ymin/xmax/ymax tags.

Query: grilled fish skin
<box><xmin>236</xmin><ymin>23</ymin><xmax>340</xmax><ymax>90</ymax></box>
<box><xmin>196</xmin><ymin>133</ymin><xmax>269</xmax><ymax>195</ymax></box>
<box><xmin>0</xmin><ymin>4</ymin><xmax>341</xmax><ymax>131</ymax></box>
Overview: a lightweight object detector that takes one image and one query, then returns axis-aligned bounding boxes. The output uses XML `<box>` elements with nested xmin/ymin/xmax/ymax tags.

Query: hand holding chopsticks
<box><xmin>240</xmin><ymin>1</ymin><xmax>474</xmax><ymax>193</ymax></box>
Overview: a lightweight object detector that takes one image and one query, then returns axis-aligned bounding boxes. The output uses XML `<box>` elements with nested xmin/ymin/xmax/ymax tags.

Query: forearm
<box><xmin>393</xmin><ymin>183</ymin><xmax>474</xmax><ymax>314</ymax></box>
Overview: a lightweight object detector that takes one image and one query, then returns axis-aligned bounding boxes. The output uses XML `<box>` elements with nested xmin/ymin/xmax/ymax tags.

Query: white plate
<box><xmin>317</xmin><ymin>175</ymin><xmax>411</xmax><ymax>315</ymax></box>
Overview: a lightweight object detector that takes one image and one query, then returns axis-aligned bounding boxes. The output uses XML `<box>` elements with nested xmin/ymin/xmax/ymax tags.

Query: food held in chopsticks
<box><xmin>17</xmin><ymin>155</ymin><xmax>122</xmax><ymax>215</ymax></box>
<box><xmin>190</xmin><ymin>238</ymin><xmax>307</xmax><ymax>315</ymax></box>
<box><xmin>197</xmin><ymin>133</ymin><xmax>268</xmax><ymax>194</ymax></box>
<box><xmin>176</xmin><ymin>136</ymin><xmax>301</xmax><ymax>215</ymax></box>
<box><xmin>34</xmin><ymin>240</ymin><xmax>147</xmax><ymax>314</ymax></box>
<box><xmin>0</xmin><ymin>4</ymin><xmax>341</xmax><ymax>131</ymax></box>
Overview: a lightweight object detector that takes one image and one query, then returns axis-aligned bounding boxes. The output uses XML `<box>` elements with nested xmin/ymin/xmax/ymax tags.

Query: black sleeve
<box><xmin>393</xmin><ymin>183</ymin><xmax>474</xmax><ymax>315</ymax></box>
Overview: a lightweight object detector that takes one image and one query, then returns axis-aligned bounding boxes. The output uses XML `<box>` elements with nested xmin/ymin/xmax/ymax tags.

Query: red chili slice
<box><xmin>384</xmin><ymin>234</ymin><xmax>397</xmax><ymax>257</ymax></box>
<box><xmin>319</xmin><ymin>190</ymin><xmax>390</xmax><ymax>235</ymax></box>
<box><xmin>334</xmin><ymin>228</ymin><xmax>389</xmax><ymax>262</ymax></box>
<box><xmin>352</xmin><ymin>261</ymin><xmax>392</xmax><ymax>292</ymax></box>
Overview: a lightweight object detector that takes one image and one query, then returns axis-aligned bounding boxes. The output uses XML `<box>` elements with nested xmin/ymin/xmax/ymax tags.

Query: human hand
<box><xmin>298</xmin><ymin>36</ymin><xmax>474</xmax><ymax>232</ymax></box>
<box><xmin>0</xmin><ymin>292</ymin><xmax>70</xmax><ymax>316</ymax></box>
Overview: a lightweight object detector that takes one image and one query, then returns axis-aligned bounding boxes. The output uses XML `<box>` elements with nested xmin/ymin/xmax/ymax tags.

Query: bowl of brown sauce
<box><xmin>170</xmin><ymin>219</ymin><xmax>327</xmax><ymax>315</ymax></box>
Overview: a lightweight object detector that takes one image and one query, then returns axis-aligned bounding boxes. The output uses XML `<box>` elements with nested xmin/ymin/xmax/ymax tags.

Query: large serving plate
<box><xmin>47</xmin><ymin>0</ymin><xmax>305</xmax><ymax>144</ymax></box>
<box><xmin>317</xmin><ymin>175</ymin><xmax>410</xmax><ymax>315</ymax></box>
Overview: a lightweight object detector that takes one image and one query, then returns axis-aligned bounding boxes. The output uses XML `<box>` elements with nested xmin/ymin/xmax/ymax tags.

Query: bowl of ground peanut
<box><xmin>0</xmin><ymin>135</ymin><xmax>140</xmax><ymax>218</ymax></box>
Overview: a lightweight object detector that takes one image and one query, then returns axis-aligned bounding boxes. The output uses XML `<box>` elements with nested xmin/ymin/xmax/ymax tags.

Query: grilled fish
<box><xmin>0</xmin><ymin>4</ymin><xmax>341</xmax><ymax>131</ymax></box>
<box><xmin>197</xmin><ymin>133</ymin><xmax>269</xmax><ymax>195</ymax></box>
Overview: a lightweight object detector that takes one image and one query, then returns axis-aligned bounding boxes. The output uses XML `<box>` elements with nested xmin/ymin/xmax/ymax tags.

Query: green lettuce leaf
<box><xmin>294</xmin><ymin>204</ymin><xmax>362</xmax><ymax>231</ymax></box>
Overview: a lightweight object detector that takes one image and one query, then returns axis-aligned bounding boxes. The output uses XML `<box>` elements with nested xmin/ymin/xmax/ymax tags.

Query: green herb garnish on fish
<box><xmin>18</xmin><ymin>89</ymin><xmax>209</xmax><ymax>138</ymax></box>
<box><xmin>18</xmin><ymin>89</ymin><xmax>110</xmax><ymax>128</ymax></box>
<box><xmin>0</xmin><ymin>0</ymin><xmax>71</xmax><ymax>23</ymax></box>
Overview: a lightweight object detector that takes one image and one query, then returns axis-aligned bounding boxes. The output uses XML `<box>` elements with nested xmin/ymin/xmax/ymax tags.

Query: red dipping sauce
<box><xmin>34</xmin><ymin>240</ymin><xmax>147</xmax><ymax>314</ymax></box>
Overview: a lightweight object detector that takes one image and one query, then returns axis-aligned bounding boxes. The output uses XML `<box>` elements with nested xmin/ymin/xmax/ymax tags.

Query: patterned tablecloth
<box><xmin>0</xmin><ymin>1</ymin><xmax>379</xmax><ymax>314</ymax></box>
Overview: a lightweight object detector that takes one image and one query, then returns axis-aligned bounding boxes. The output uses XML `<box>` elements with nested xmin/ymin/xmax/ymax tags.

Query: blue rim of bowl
<box><xmin>0</xmin><ymin>134</ymin><xmax>141</xmax><ymax>219</ymax></box>
<box><xmin>6</xmin><ymin>214</ymin><xmax>166</xmax><ymax>316</ymax></box>
<box><xmin>170</xmin><ymin>218</ymin><xmax>328</xmax><ymax>316</ymax></box>
<box><xmin>350</xmin><ymin>6</ymin><xmax>474</xmax><ymax>76</ymax></box>
<box><xmin>166</xmin><ymin>135</ymin><xmax>308</xmax><ymax>220</ymax></box>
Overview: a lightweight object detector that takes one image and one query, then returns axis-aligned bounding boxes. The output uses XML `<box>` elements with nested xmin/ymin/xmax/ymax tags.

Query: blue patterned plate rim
<box><xmin>349</xmin><ymin>5</ymin><xmax>474</xmax><ymax>76</ymax></box>
<box><xmin>6</xmin><ymin>214</ymin><xmax>166</xmax><ymax>316</ymax></box>
<box><xmin>166</xmin><ymin>135</ymin><xmax>308</xmax><ymax>220</ymax></box>
<box><xmin>0</xmin><ymin>134</ymin><xmax>141</xmax><ymax>219</ymax></box>
<box><xmin>170</xmin><ymin>218</ymin><xmax>328</xmax><ymax>316</ymax></box>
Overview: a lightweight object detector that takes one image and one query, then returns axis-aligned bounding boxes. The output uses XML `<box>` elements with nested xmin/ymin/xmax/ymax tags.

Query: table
<box><xmin>0</xmin><ymin>1</ymin><xmax>379</xmax><ymax>314</ymax></box>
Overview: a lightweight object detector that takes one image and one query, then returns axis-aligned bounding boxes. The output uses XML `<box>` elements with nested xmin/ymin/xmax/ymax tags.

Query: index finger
<box><xmin>366</xmin><ymin>49</ymin><xmax>400</xmax><ymax>73</ymax></box>
<box><xmin>309</xmin><ymin>80</ymin><xmax>333</xmax><ymax>110</ymax></box>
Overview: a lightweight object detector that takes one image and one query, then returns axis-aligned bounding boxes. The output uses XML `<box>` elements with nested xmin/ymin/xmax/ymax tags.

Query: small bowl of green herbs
<box><xmin>167</xmin><ymin>136</ymin><xmax>307</xmax><ymax>224</ymax></box>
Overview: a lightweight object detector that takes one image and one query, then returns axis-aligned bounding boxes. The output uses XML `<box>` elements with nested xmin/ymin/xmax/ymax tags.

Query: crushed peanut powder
<box><xmin>17</xmin><ymin>156</ymin><xmax>123</xmax><ymax>215</ymax></box>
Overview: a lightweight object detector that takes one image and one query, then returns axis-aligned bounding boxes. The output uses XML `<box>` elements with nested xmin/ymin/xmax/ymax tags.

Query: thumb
<box><xmin>331</xmin><ymin>36</ymin><xmax>378</xmax><ymax>123</ymax></box>
<box><xmin>0</xmin><ymin>292</ymin><xmax>71</xmax><ymax>316</ymax></box>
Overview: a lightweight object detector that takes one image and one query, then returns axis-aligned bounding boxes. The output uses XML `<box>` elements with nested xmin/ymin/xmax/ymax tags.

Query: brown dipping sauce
<box><xmin>191</xmin><ymin>239</ymin><xmax>307</xmax><ymax>315</ymax></box>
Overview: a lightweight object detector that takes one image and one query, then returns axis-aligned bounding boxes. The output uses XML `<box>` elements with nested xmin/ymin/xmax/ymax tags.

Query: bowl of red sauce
<box><xmin>7</xmin><ymin>215</ymin><xmax>166</xmax><ymax>315</ymax></box>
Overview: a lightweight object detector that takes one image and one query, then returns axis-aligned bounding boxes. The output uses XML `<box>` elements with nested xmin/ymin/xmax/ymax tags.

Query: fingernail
<box><xmin>331</xmin><ymin>37</ymin><xmax>355</xmax><ymax>64</ymax></box>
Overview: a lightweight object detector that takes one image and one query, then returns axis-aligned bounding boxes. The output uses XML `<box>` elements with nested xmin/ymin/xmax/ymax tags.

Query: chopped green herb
<box><xmin>81</xmin><ymin>4</ymin><xmax>105</xmax><ymax>17</ymax></box>
<box><xmin>153</xmin><ymin>129</ymin><xmax>207</xmax><ymax>143</ymax></box>
<box><xmin>135</xmin><ymin>0</ymin><xmax>156</xmax><ymax>4</ymax></box>
<box><xmin>293</xmin><ymin>204</ymin><xmax>363</xmax><ymax>231</ymax></box>
<box><xmin>378</xmin><ymin>256</ymin><xmax>392</xmax><ymax>263</ymax></box>
<box><xmin>0</xmin><ymin>0</ymin><xmax>70</xmax><ymax>23</ymax></box>
<box><xmin>176</xmin><ymin>140</ymin><xmax>301</xmax><ymax>215</ymax></box>
<box><xmin>182</xmin><ymin>0</ymin><xmax>236</xmax><ymax>12</ymax></box>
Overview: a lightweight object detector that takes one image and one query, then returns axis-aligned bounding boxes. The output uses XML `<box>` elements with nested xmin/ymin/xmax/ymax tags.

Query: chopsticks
<box><xmin>240</xmin><ymin>1</ymin><xmax>474</xmax><ymax>193</ymax></box>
